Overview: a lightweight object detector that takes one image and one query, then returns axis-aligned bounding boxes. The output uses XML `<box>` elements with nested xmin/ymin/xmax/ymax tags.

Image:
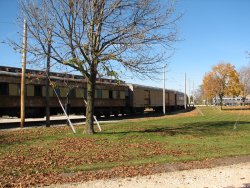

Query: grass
<box><xmin>0</xmin><ymin>106</ymin><xmax>250</xmax><ymax>186</ymax></box>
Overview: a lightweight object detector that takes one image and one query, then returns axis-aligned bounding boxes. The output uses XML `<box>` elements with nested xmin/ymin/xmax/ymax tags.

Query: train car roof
<box><xmin>126</xmin><ymin>83</ymin><xmax>184</xmax><ymax>95</ymax></box>
<box><xmin>0</xmin><ymin>65</ymin><xmax>125</xmax><ymax>85</ymax></box>
<box><xmin>0</xmin><ymin>66</ymin><xmax>185</xmax><ymax>93</ymax></box>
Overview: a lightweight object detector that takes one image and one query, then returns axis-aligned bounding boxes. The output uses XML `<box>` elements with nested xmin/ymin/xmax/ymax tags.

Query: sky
<box><xmin>0</xmin><ymin>0</ymin><xmax>250</xmax><ymax>93</ymax></box>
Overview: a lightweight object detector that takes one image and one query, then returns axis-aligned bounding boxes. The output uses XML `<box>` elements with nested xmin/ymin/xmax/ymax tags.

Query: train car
<box><xmin>127</xmin><ymin>84</ymin><xmax>185</xmax><ymax>113</ymax></box>
<box><xmin>0</xmin><ymin>66</ymin><xmax>186</xmax><ymax>118</ymax></box>
<box><xmin>0</xmin><ymin>66</ymin><xmax>129</xmax><ymax>118</ymax></box>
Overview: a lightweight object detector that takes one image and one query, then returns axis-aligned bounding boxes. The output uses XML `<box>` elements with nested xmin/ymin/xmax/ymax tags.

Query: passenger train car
<box><xmin>0</xmin><ymin>66</ymin><xmax>186</xmax><ymax>118</ymax></box>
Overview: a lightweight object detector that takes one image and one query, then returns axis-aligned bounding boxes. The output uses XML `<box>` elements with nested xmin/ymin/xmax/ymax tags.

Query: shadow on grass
<box><xmin>222</xmin><ymin>108</ymin><xmax>250</xmax><ymax>111</ymax></box>
<box><xmin>100</xmin><ymin>120</ymin><xmax>250</xmax><ymax>137</ymax></box>
<box><xmin>97</xmin><ymin>108</ymin><xmax>196</xmax><ymax>121</ymax></box>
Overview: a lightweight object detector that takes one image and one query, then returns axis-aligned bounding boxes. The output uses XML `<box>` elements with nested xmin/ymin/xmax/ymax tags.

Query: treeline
<box><xmin>195</xmin><ymin>62</ymin><xmax>250</xmax><ymax>108</ymax></box>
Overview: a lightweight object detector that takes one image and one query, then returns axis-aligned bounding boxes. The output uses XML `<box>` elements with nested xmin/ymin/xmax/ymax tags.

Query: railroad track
<box><xmin>0</xmin><ymin>111</ymin><xmax>167</xmax><ymax>130</ymax></box>
<box><xmin>0</xmin><ymin>116</ymin><xmax>88</xmax><ymax>129</ymax></box>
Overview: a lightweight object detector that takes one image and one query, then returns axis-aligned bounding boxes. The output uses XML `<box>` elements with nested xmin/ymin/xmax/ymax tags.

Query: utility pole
<box><xmin>20</xmin><ymin>19</ymin><xmax>27</xmax><ymax>128</ymax></box>
<box><xmin>163</xmin><ymin>64</ymin><xmax>166</xmax><ymax>115</ymax></box>
<box><xmin>193</xmin><ymin>80</ymin><xmax>195</xmax><ymax>106</ymax></box>
<box><xmin>46</xmin><ymin>27</ymin><xmax>52</xmax><ymax>127</ymax></box>
<box><xmin>184</xmin><ymin>72</ymin><xmax>186</xmax><ymax>110</ymax></box>
<box><xmin>189</xmin><ymin>78</ymin><xmax>190</xmax><ymax>107</ymax></box>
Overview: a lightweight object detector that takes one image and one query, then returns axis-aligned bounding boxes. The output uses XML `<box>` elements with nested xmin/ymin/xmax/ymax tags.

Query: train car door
<box><xmin>175</xmin><ymin>93</ymin><xmax>177</xmax><ymax>106</ymax></box>
<box><xmin>144</xmin><ymin>90</ymin><xmax>150</xmax><ymax>107</ymax></box>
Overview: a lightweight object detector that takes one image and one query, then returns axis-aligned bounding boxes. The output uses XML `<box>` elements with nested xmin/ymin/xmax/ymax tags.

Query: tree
<box><xmin>239</xmin><ymin>65</ymin><xmax>250</xmax><ymax>104</ymax></box>
<box><xmin>14</xmin><ymin>0</ymin><xmax>180</xmax><ymax>134</ymax></box>
<box><xmin>194</xmin><ymin>85</ymin><xmax>205</xmax><ymax>105</ymax></box>
<box><xmin>202</xmin><ymin>62</ymin><xmax>240</xmax><ymax>109</ymax></box>
<box><xmin>202</xmin><ymin>72</ymin><xmax>219</xmax><ymax>103</ymax></box>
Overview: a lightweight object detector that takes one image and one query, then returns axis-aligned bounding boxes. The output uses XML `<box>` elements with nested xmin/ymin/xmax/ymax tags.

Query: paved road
<box><xmin>50</xmin><ymin>162</ymin><xmax>250</xmax><ymax>188</ymax></box>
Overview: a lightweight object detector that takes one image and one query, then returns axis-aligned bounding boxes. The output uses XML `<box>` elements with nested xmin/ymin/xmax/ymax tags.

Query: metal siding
<box><xmin>150</xmin><ymin>90</ymin><xmax>162</xmax><ymax>106</ymax></box>
<box><xmin>133</xmin><ymin>86</ymin><xmax>146</xmax><ymax>107</ymax></box>
<box><xmin>165</xmin><ymin>91</ymin><xmax>169</xmax><ymax>105</ymax></box>
<box><xmin>169</xmin><ymin>92</ymin><xmax>175</xmax><ymax>106</ymax></box>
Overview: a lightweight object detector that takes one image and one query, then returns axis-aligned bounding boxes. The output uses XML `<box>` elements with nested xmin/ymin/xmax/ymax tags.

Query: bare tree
<box><xmin>239</xmin><ymin>65</ymin><xmax>250</xmax><ymax>104</ymax></box>
<box><xmin>14</xmin><ymin>0</ymin><xmax>180</xmax><ymax>134</ymax></box>
<box><xmin>193</xmin><ymin>85</ymin><xmax>203</xmax><ymax>105</ymax></box>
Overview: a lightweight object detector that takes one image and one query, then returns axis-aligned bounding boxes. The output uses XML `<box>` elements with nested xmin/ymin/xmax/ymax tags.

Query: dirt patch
<box><xmin>151</xmin><ymin>155</ymin><xmax>250</xmax><ymax>173</ymax></box>
<box><xmin>56</xmin><ymin>162</ymin><xmax>250</xmax><ymax>188</ymax></box>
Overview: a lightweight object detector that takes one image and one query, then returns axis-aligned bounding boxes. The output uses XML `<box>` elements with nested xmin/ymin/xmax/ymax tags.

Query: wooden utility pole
<box><xmin>193</xmin><ymin>80</ymin><xmax>195</xmax><ymax>106</ymax></box>
<box><xmin>20</xmin><ymin>19</ymin><xmax>27</xmax><ymax>128</ymax></box>
<box><xmin>46</xmin><ymin>27</ymin><xmax>52</xmax><ymax>127</ymax></box>
<box><xmin>184</xmin><ymin>72</ymin><xmax>187</xmax><ymax>110</ymax></box>
<box><xmin>189</xmin><ymin>77</ymin><xmax>190</xmax><ymax>107</ymax></box>
<box><xmin>163</xmin><ymin>64</ymin><xmax>166</xmax><ymax>115</ymax></box>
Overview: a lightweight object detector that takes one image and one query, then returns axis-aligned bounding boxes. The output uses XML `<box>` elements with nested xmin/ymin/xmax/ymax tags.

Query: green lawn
<box><xmin>0</xmin><ymin>106</ymin><xmax>250</xmax><ymax>186</ymax></box>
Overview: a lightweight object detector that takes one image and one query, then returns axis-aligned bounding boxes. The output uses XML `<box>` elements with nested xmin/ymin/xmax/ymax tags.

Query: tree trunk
<box><xmin>85</xmin><ymin>69</ymin><xmax>96</xmax><ymax>134</ymax></box>
<box><xmin>219</xmin><ymin>96</ymin><xmax>223</xmax><ymax>110</ymax></box>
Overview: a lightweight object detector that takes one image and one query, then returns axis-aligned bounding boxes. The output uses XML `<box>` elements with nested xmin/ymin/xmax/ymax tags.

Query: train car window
<box><xmin>120</xmin><ymin>91</ymin><xmax>125</xmax><ymax>99</ymax></box>
<box><xmin>96</xmin><ymin>89</ymin><xmax>102</xmax><ymax>98</ymax></box>
<box><xmin>34</xmin><ymin>85</ymin><xmax>42</xmax><ymax>97</ymax></box>
<box><xmin>49</xmin><ymin>88</ymin><xmax>53</xmax><ymax>97</ymax></box>
<box><xmin>26</xmin><ymin>85</ymin><xmax>35</xmax><ymax>96</ymax></box>
<box><xmin>112</xmin><ymin>91</ymin><xmax>115</xmax><ymax>99</ymax></box>
<box><xmin>116</xmin><ymin>91</ymin><xmax>120</xmax><ymax>99</ymax></box>
<box><xmin>102</xmin><ymin>90</ymin><xmax>109</xmax><ymax>99</ymax></box>
<box><xmin>54</xmin><ymin>88</ymin><xmax>60</xmax><ymax>97</ymax></box>
<box><xmin>75</xmin><ymin>88</ymin><xmax>84</xmax><ymax>98</ymax></box>
<box><xmin>60</xmin><ymin>87</ymin><xmax>68</xmax><ymax>97</ymax></box>
<box><xmin>125</xmin><ymin>91</ymin><xmax>129</xmax><ymax>97</ymax></box>
<box><xmin>0</xmin><ymin>83</ymin><xmax>8</xmax><ymax>95</ymax></box>
<box><xmin>42</xmin><ymin>86</ymin><xmax>53</xmax><ymax>97</ymax></box>
<box><xmin>109</xmin><ymin>90</ymin><xmax>113</xmax><ymax>99</ymax></box>
<box><xmin>68</xmin><ymin>89</ymin><xmax>76</xmax><ymax>98</ymax></box>
<box><xmin>9</xmin><ymin>84</ymin><xmax>19</xmax><ymax>96</ymax></box>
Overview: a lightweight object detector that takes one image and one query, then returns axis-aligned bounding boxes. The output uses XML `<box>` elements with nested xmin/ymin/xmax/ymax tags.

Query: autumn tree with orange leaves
<box><xmin>202</xmin><ymin>63</ymin><xmax>241</xmax><ymax>109</ymax></box>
